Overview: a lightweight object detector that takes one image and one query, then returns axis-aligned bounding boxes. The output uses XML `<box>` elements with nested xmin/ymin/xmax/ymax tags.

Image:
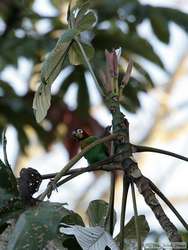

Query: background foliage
<box><xmin>1</xmin><ymin>0</ymin><xmax>188</xmax><ymax>157</ymax></box>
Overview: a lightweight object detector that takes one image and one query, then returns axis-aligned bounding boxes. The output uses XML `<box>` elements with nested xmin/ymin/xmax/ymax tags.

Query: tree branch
<box><xmin>38</xmin><ymin>133</ymin><xmax>120</xmax><ymax>200</ymax></box>
<box><xmin>131</xmin><ymin>144</ymin><xmax>188</xmax><ymax>162</ymax></box>
<box><xmin>2</xmin><ymin>127</ymin><xmax>10</xmax><ymax>168</ymax></box>
<box><xmin>148</xmin><ymin>178</ymin><xmax>188</xmax><ymax>231</ymax></box>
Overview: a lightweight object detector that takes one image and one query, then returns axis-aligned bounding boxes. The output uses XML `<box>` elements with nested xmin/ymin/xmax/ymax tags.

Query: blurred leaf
<box><xmin>133</xmin><ymin>61</ymin><xmax>154</xmax><ymax>87</ymax></box>
<box><xmin>0</xmin><ymin>159</ymin><xmax>18</xmax><ymax>196</ymax></box>
<box><xmin>155</xmin><ymin>6</ymin><xmax>188</xmax><ymax>33</ymax></box>
<box><xmin>61</xmin><ymin>224</ymin><xmax>119</xmax><ymax>250</ymax></box>
<box><xmin>7</xmin><ymin>202</ymin><xmax>83</xmax><ymax>250</ymax></box>
<box><xmin>86</xmin><ymin>199</ymin><xmax>116</xmax><ymax>229</ymax></box>
<box><xmin>68</xmin><ymin>41</ymin><xmax>94</xmax><ymax>65</ymax></box>
<box><xmin>33</xmin><ymin>84</ymin><xmax>51</xmax><ymax>123</ymax></box>
<box><xmin>115</xmin><ymin>215</ymin><xmax>150</xmax><ymax>249</ymax></box>
<box><xmin>149</xmin><ymin>8</ymin><xmax>170</xmax><ymax>44</ymax></box>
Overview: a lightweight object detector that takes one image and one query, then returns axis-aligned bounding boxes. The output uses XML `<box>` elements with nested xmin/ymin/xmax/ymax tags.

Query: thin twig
<box><xmin>131</xmin><ymin>180</ymin><xmax>141</xmax><ymax>250</ymax></box>
<box><xmin>39</xmin><ymin>133</ymin><xmax>119</xmax><ymax>200</ymax></box>
<box><xmin>120</xmin><ymin>173</ymin><xmax>129</xmax><ymax>250</ymax></box>
<box><xmin>105</xmin><ymin>140</ymin><xmax>116</xmax><ymax>235</ymax></box>
<box><xmin>2</xmin><ymin>128</ymin><xmax>10</xmax><ymax>167</ymax></box>
<box><xmin>56</xmin><ymin>165</ymin><xmax>122</xmax><ymax>187</ymax></box>
<box><xmin>131</xmin><ymin>144</ymin><xmax>188</xmax><ymax>162</ymax></box>
<box><xmin>148</xmin><ymin>178</ymin><xmax>188</xmax><ymax>231</ymax></box>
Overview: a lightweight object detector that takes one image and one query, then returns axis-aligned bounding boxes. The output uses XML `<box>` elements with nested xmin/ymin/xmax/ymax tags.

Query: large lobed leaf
<box><xmin>7</xmin><ymin>202</ymin><xmax>84</xmax><ymax>250</ymax></box>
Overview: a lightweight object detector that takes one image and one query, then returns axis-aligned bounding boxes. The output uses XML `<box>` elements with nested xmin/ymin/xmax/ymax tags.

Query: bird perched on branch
<box><xmin>72</xmin><ymin>128</ymin><xmax>109</xmax><ymax>164</ymax></box>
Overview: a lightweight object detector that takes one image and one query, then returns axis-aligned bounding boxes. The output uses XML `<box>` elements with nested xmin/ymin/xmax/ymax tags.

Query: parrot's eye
<box><xmin>77</xmin><ymin>129</ymin><xmax>83</xmax><ymax>134</ymax></box>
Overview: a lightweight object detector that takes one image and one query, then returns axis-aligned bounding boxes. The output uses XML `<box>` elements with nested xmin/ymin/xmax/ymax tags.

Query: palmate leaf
<box><xmin>7</xmin><ymin>202</ymin><xmax>84</xmax><ymax>250</ymax></box>
<box><xmin>61</xmin><ymin>224</ymin><xmax>119</xmax><ymax>250</ymax></box>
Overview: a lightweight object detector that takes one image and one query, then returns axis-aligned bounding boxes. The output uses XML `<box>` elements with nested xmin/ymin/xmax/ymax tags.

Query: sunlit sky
<box><xmin>1</xmin><ymin>0</ymin><xmax>188</xmax><ymax>237</ymax></box>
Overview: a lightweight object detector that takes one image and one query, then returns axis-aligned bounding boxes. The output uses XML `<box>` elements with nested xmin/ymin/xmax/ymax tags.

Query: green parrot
<box><xmin>72</xmin><ymin>128</ymin><xmax>109</xmax><ymax>164</ymax></box>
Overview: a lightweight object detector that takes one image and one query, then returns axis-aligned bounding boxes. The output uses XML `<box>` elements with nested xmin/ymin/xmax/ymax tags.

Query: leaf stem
<box><xmin>74</xmin><ymin>37</ymin><xmax>105</xmax><ymax>96</ymax></box>
<box><xmin>131</xmin><ymin>144</ymin><xmax>188</xmax><ymax>162</ymax></box>
<box><xmin>131</xmin><ymin>180</ymin><xmax>141</xmax><ymax>250</ymax></box>
<box><xmin>120</xmin><ymin>173</ymin><xmax>129</xmax><ymax>250</ymax></box>
<box><xmin>2</xmin><ymin>127</ymin><xmax>10</xmax><ymax>168</ymax></box>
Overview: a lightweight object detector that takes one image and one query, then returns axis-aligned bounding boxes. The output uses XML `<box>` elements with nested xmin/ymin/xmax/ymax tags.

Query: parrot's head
<box><xmin>72</xmin><ymin>128</ymin><xmax>89</xmax><ymax>141</ymax></box>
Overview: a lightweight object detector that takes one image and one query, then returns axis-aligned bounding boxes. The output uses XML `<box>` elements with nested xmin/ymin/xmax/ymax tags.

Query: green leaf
<box><xmin>0</xmin><ymin>159</ymin><xmax>18</xmax><ymax>196</ymax></box>
<box><xmin>7</xmin><ymin>202</ymin><xmax>83</xmax><ymax>250</ymax></box>
<box><xmin>61</xmin><ymin>224</ymin><xmax>119</xmax><ymax>250</ymax></box>
<box><xmin>32</xmin><ymin>83</ymin><xmax>51</xmax><ymax>123</ymax></box>
<box><xmin>75</xmin><ymin>9</ymin><xmax>97</xmax><ymax>31</ymax></box>
<box><xmin>149</xmin><ymin>9</ymin><xmax>170</xmax><ymax>44</ymax></box>
<box><xmin>155</xmin><ymin>6</ymin><xmax>188</xmax><ymax>33</ymax></box>
<box><xmin>115</xmin><ymin>215</ymin><xmax>150</xmax><ymax>249</ymax></box>
<box><xmin>86</xmin><ymin>199</ymin><xmax>116</xmax><ymax>229</ymax></box>
<box><xmin>68</xmin><ymin>41</ymin><xmax>94</xmax><ymax>65</ymax></box>
<box><xmin>41</xmin><ymin>28</ymin><xmax>79</xmax><ymax>86</ymax></box>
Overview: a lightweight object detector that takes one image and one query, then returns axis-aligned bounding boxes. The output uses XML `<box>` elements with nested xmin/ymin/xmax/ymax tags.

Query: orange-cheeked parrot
<box><xmin>72</xmin><ymin>128</ymin><xmax>109</xmax><ymax>164</ymax></box>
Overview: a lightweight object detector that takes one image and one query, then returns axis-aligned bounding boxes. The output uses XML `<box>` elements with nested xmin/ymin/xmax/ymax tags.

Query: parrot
<box><xmin>72</xmin><ymin>128</ymin><xmax>109</xmax><ymax>164</ymax></box>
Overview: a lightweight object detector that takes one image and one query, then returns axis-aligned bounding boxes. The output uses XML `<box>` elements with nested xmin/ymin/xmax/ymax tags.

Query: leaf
<box><xmin>86</xmin><ymin>199</ymin><xmax>116</xmax><ymax>229</ymax></box>
<box><xmin>7</xmin><ymin>202</ymin><xmax>83</xmax><ymax>250</ymax></box>
<box><xmin>75</xmin><ymin>9</ymin><xmax>97</xmax><ymax>31</ymax></box>
<box><xmin>0</xmin><ymin>159</ymin><xmax>24</xmax><ymax>230</ymax></box>
<box><xmin>61</xmin><ymin>224</ymin><xmax>119</xmax><ymax>250</ymax></box>
<box><xmin>41</xmin><ymin>28</ymin><xmax>79</xmax><ymax>85</ymax></box>
<box><xmin>155</xmin><ymin>6</ymin><xmax>188</xmax><ymax>33</ymax></box>
<box><xmin>68</xmin><ymin>41</ymin><xmax>94</xmax><ymax>65</ymax></box>
<box><xmin>133</xmin><ymin>61</ymin><xmax>154</xmax><ymax>87</ymax></box>
<box><xmin>149</xmin><ymin>9</ymin><xmax>170</xmax><ymax>44</ymax></box>
<box><xmin>32</xmin><ymin>83</ymin><xmax>51</xmax><ymax>123</ymax></box>
<box><xmin>115</xmin><ymin>215</ymin><xmax>150</xmax><ymax>250</ymax></box>
<box><xmin>0</xmin><ymin>159</ymin><xmax>18</xmax><ymax>195</ymax></box>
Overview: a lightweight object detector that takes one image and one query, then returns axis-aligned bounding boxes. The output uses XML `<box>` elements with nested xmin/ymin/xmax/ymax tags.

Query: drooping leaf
<box><xmin>41</xmin><ymin>28</ymin><xmax>79</xmax><ymax>86</ymax></box>
<box><xmin>68</xmin><ymin>41</ymin><xmax>94</xmax><ymax>65</ymax></box>
<box><xmin>7</xmin><ymin>202</ymin><xmax>83</xmax><ymax>250</ymax></box>
<box><xmin>33</xmin><ymin>83</ymin><xmax>51</xmax><ymax>123</ymax></box>
<box><xmin>60</xmin><ymin>224</ymin><xmax>119</xmax><ymax>250</ymax></box>
<box><xmin>86</xmin><ymin>199</ymin><xmax>116</xmax><ymax>229</ymax></box>
<box><xmin>115</xmin><ymin>215</ymin><xmax>150</xmax><ymax>250</ymax></box>
<box><xmin>149</xmin><ymin>8</ymin><xmax>170</xmax><ymax>44</ymax></box>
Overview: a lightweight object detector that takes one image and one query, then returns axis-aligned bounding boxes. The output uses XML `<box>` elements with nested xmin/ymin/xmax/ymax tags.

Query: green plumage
<box><xmin>80</xmin><ymin>136</ymin><xmax>108</xmax><ymax>164</ymax></box>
